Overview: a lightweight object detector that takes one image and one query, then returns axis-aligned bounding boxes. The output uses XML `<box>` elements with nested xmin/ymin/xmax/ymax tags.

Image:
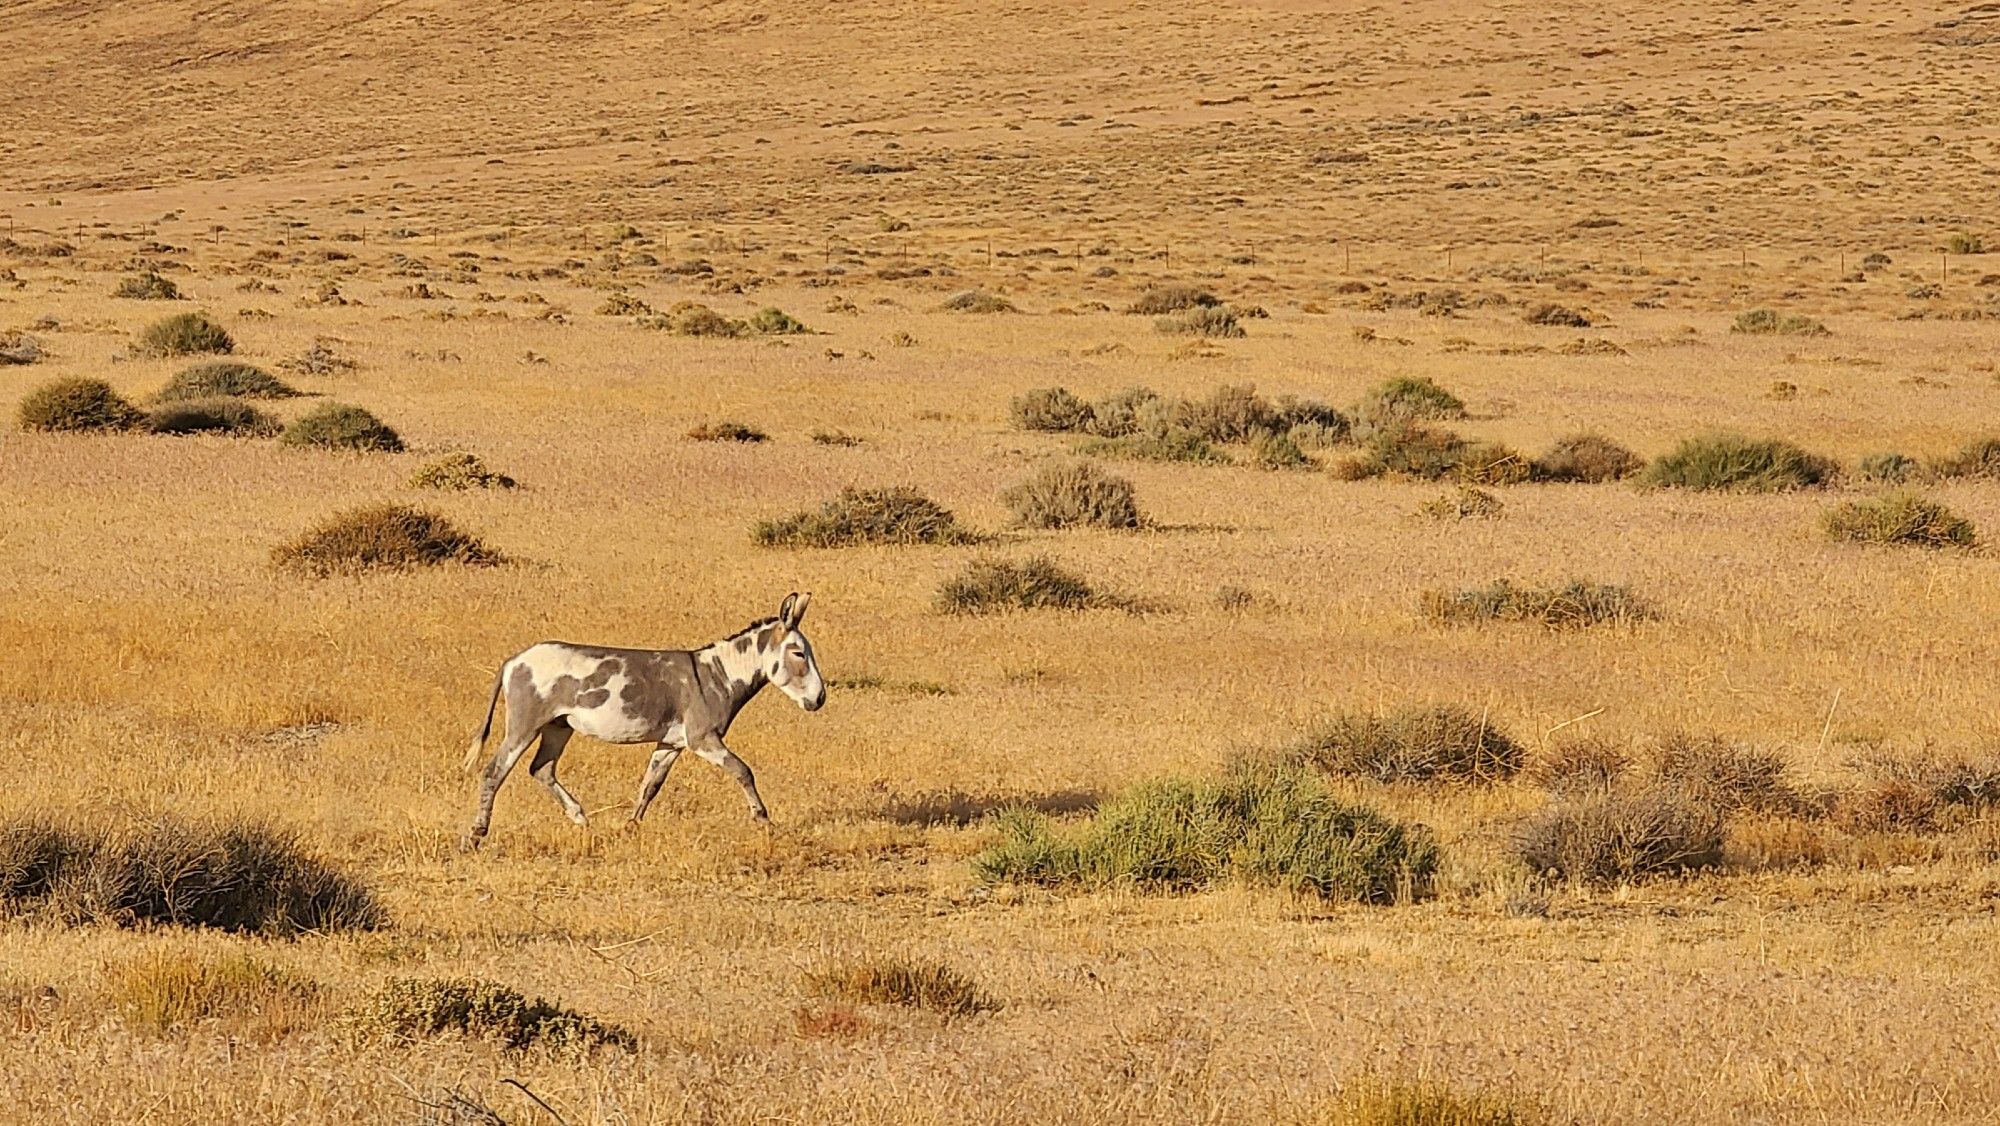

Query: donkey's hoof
<box><xmin>459</xmin><ymin>831</ymin><xmax>486</xmax><ymax>853</ymax></box>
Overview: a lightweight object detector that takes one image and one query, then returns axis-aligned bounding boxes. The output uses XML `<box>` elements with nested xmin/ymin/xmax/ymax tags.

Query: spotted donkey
<box><xmin>462</xmin><ymin>593</ymin><xmax>825</xmax><ymax>846</ymax></box>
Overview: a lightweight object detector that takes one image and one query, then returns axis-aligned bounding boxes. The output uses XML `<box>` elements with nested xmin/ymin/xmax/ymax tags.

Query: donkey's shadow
<box><xmin>873</xmin><ymin>788</ymin><xmax>1099</xmax><ymax>828</ymax></box>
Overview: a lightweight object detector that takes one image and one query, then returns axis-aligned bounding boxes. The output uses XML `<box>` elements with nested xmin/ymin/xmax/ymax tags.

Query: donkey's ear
<box><xmin>789</xmin><ymin>591</ymin><xmax>812</xmax><ymax>626</ymax></box>
<box><xmin>778</xmin><ymin>592</ymin><xmax>799</xmax><ymax>627</ymax></box>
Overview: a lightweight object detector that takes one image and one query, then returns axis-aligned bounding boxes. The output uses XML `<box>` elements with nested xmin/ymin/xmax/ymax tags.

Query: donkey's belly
<box><xmin>563</xmin><ymin>700</ymin><xmax>666</xmax><ymax>744</ymax></box>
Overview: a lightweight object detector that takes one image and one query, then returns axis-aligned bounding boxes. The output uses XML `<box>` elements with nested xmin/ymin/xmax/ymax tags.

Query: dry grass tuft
<box><xmin>1513</xmin><ymin>784</ymin><xmax>1725</xmax><ymax>884</ymax></box>
<box><xmin>1327</xmin><ymin>1079</ymin><xmax>1535</xmax><ymax>1126</ymax></box>
<box><xmin>1422</xmin><ymin>579</ymin><xmax>1649</xmax><ymax>628</ymax></box>
<box><xmin>1822</xmin><ymin>492</ymin><xmax>1977</xmax><ymax>548</ymax></box>
<box><xmin>1296</xmin><ymin>705</ymin><xmax>1523</xmax><ymax>783</ymax></box>
<box><xmin>1641</xmin><ymin>433</ymin><xmax>1835</xmax><ymax>492</ymax></box>
<box><xmin>16</xmin><ymin>377</ymin><xmax>147</xmax><ymax>432</ymax></box>
<box><xmin>1531</xmin><ymin>433</ymin><xmax>1644</xmax><ymax>482</ymax></box>
<box><xmin>936</xmin><ymin>556</ymin><xmax>1103</xmax><ymax>614</ymax></box>
<box><xmin>975</xmin><ymin>761</ymin><xmax>1439</xmax><ymax>903</ymax></box>
<box><xmin>686</xmin><ymin>420</ymin><xmax>770</xmax><ymax>443</ymax></box>
<box><xmin>754</xmin><ymin>487</ymin><xmax>977</xmax><ymax>548</ymax></box>
<box><xmin>132</xmin><ymin>312</ymin><xmax>234</xmax><ymax>358</ymax></box>
<box><xmin>1416</xmin><ymin>486</ymin><xmax>1505</xmax><ymax>521</ymax></box>
<box><xmin>1523</xmin><ymin>736</ymin><xmax>1631</xmax><ymax>793</ymax></box>
<box><xmin>804</xmin><ymin>958</ymin><xmax>998</xmax><ymax>1018</ymax></box>
<box><xmin>408</xmin><ymin>452</ymin><xmax>517</xmax><ymax>490</ymax></box>
<box><xmin>1001</xmin><ymin>460</ymin><xmax>1142</xmax><ymax>529</ymax></box>
<box><xmin>1929</xmin><ymin>436</ymin><xmax>2000</xmax><ymax>481</ymax></box>
<box><xmin>355</xmin><ymin>977</ymin><xmax>635</xmax><ymax>1051</ymax></box>
<box><xmin>1833</xmin><ymin>752</ymin><xmax>2000</xmax><ymax>833</ymax></box>
<box><xmin>939</xmin><ymin>289</ymin><xmax>1017</xmax><ymax>314</ymax></box>
<box><xmin>109</xmin><ymin>949</ymin><xmax>320</xmax><ymax>1039</ymax></box>
<box><xmin>0</xmin><ymin>816</ymin><xmax>383</xmax><ymax>934</ymax></box>
<box><xmin>279</xmin><ymin>402</ymin><xmax>404</xmax><ymax>452</ymax></box>
<box><xmin>272</xmin><ymin>504</ymin><xmax>503</xmax><ymax>576</ymax></box>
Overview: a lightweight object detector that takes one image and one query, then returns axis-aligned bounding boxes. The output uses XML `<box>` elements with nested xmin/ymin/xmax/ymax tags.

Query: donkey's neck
<box><xmin>698</xmin><ymin>631</ymin><xmax>769</xmax><ymax>717</ymax></box>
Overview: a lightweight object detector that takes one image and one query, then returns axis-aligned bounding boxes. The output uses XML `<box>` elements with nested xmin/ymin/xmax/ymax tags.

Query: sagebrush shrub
<box><xmin>1523</xmin><ymin>736</ymin><xmax>1631</xmax><ymax>793</ymax></box>
<box><xmin>1822</xmin><ymin>493</ymin><xmax>1977</xmax><ymax>548</ymax></box>
<box><xmin>1081</xmin><ymin>386</ymin><xmax>1162</xmax><ymax>437</ymax></box>
<box><xmin>1080</xmin><ymin>430</ymin><xmax>1225</xmax><ymax>464</ymax></box>
<box><xmin>147</xmin><ymin>397</ymin><xmax>281</xmax><ymax>437</ymax></box>
<box><xmin>154</xmin><ymin>361</ymin><xmax>298</xmax><ymax>402</ymax></box>
<box><xmin>114</xmin><ymin>271</ymin><xmax>182</xmax><ymax>300</ymax></box>
<box><xmin>357</xmin><ymin>977</ymin><xmax>633</xmax><ymax>1051</ymax></box>
<box><xmin>939</xmin><ymin>289</ymin><xmax>1017</xmax><ymax>314</ymax></box>
<box><xmin>974</xmin><ymin>761</ymin><xmax>1439</xmax><ymax>902</ymax></box>
<box><xmin>1010</xmin><ymin>387</ymin><xmax>1095</xmax><ymax>432</ymax></box>
<box><xmin>1833</xmin><ymin>752</ymin><xmax>2000</xmax><ymax>833</ymax></box>
<box><xmin>1641</xmin><ymin>433</ymin><xmax>1835</xmax><ymax>492</ymax></box>
<box><xmin>408</xmin><ymin>452</ymin><xmax>517</xmax><ymax>490</ymax></box>
<box><xmin>1296</xmin><ymin>705</ymin><xmax>1523</xmax><ymax>783</ymax></box>
<box><xmin>1001</xmin><ymin>461</ymin><xmax>1142</xmax><ymax>529</ymax></box>
<box><xmin>1248</xmin><ymin>427</ymin><xmax>1314</xmax><ymax>470</ymax></box>
<box><xmin>1731</xmin><ymin>309</ymin><xmax>1829</xmax><ymax>336</ymax></box>
<box><xmin>1356</xmin><ymin>376</ymin><xmax>1466</xmax><ymax>423</ymax></box>
<box><xmin>280</xmin><ymin>402</ymin><xmax>403</xmax><ymax>452</ymax></box>
<box><xmin>1856</xmin><ymin>452</ymin><xmax>1918</xmax><ymax>484</ymax></box>
<box><xmin>1423</xmin><ymin>579</ymin><xmax>1648</xmax><ymax>628</ymax></box>
<box><xmin>936</xmin><ymin>556</ymin><xmax>1102</xmax><ymax>614</ymax></box>
<box><xmin>273</xmin><ymin>504</ymin><xmax>502</xmax><ymax>575</ymax></box>
<box><xmin>16</xmin><ymin>377</ymin><xmax>146</xmax><ymax>432</ymax></box>
<box><xmin>747</xmin><ymin>306</ymin><xmax>810</xmax><ymax>335</ymax></box>
<box><xmin>1513</xmin><ymin>785</ymin><xmax>1724</xmax><ymax>883</ymax></box>
<box><xmin>1930</xmin><ymin>436</ymin><xmax>2000</xmax><ymax>480</ymax></box>
<box><xmin>686</xmin><ymin>420</ymin><xmax>769</xmax><ymax>442</ymax></box>
<box><xmin>1154</xmin><ymin>306</ymin><xmax>1243</xmax><ymax>338</ymax></box>
<box><xmin>1652</xmin><ymin>734</ymin><xmax>1801</xmax><ymax>813</ymax></box>
<box><xmin>1125</xmin><ymin>285</ymin><xmax>1219</xmax><ymax>315</ymax></box>
<box><xmin>1523</xmin><ymin>303</ymin><xmax>1590</xmax><ymax>327</ymax></box>
<box><xmin>133</xmin><ymin>312</ymin><xmax>234</xmax><ymax>357</ymax></box>
<box><xmin>754</xmin><ymin>487</ymin><xmax>976</xmax><ymax>547</ymax></box>
<box><xmin>1532</xmin><ymin>433</ymin><xmax>1643</xmax><ymax>482</ymax></box>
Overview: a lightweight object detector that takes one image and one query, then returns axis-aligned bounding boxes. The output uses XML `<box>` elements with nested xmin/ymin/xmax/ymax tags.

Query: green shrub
<box><xmin>1248</xmin><ymin>427</ymin><xmax>1313</xmax><ymax>470</ymax></box>
<box><xmin>133</xmin><ymin>312</ymin><xmax>234</xmax><ymax>357</ymax></box>
<box><xmin>1010</xmin><ymin>387</ymin><xmax>1095</xmax><ymax>432</ymax></box>
<box><xmin>1822</xmin><ymin>492</ymin><xmax>1976</xmax><ymax>548</ymax></box>
<box><xmin>1154</xmin><ymin>306</ymin><xmax>1244</xmax><ymax>338</ymax></box>
<box><xmin>0</xmin><ymin>816</ymin><xmax>383</xmax><ymax>934</ymax></box>
<box><xmin>805</xmin><ymin>958</ymin><xmax>998</xmax><ymax>1017</ymax></box>
<box><xmin>973</xmin><ymin>761</ymin><xmax>1439</xmax><ymax>903</ymax></box>
<box><xmin>1296</xmin><ymin>705</ymin><xmax>1523</xmax><ymax>783</ymax></box>
<box><xmin>147</xmin><ymin>397</ymin><xmax>281</xmax><ymax>437</ymax></box>
<box><xmin>1513</xmin><ymin>784</ymin><xmax>1724</xmax><ymax>883</ymax></box>
<box><xmin>1347</xmin><ymin>424</ymin><xmax>1527</xmax><ymax>483</ymax></box>
<box><xmin>280</xmin><ymin>402</ymin><xmax>404</xmax><ymax>452</ymax></box>
<box><xmin>357</xmin><ymin>977</ymin><xmax>633</xmax><ymax>1051</ymax></box>
<box><xmin>936</xmin><ymin>556</ymin><xmax>1102</xmax><ymax>614</ymax></box>
<box><xmin>113</xmin><ymin>271</ymin><xmax>182</xmax><ymax>300</ymax></box>
<box><xmin>1173</xmin><ymin>384</ymin><xmax>1276</xmax><ymax>441</ymax></box>
<box><xmin>1001</xmin><ymin>461</ymin><xmax>1142</xmax><ymax>529</ymax></box>
<box><xmin>1125</xmin><ymin>285</ymin><xmax>1219</xmax><ymax>315</ymax></box>
<box><xmin>1731</xmin><ymin>309</ymin><xmax>1829</xmax><ymax>336</ymax></box>
<box><xmin>272</xmin><ymin>504</ymin><xmax>502</xmax><ymax>576</ymax></box>
<box><xmin>1423</xmin><ymin>578</ymin><xmax>1648</xmax><ymax>628</ymax></box>
<box><xmin>939</xmin><ymin>289</ymin><xmax>1017</xmax><ymax>314</ymax></box>
<box><xmin>747</xmin><ymin>306</ymin><xmax>811</xmax><ymax>335</ymax></box>
<box><xmin>16</xmin><ymin>378</ymin><xmax>146</xmax><ymax>432</ymax></box>
<box><xmin>1356</xmin><ymin>377</ymin><xmax>1466</xmax><ymax>423</ymax></box>
<box><xmin>1531</xmin><ymin>433</ymin><xmax>1643</xmax><ymax>482</ymax></box>
<box><xmin>642</xmin><ymin>301</ymin><xmax>744</xmax><ymax>336</ymax></box>
<box><xmin>754</xmin><ymin>487</ymin><xmax>977</xmax><ymax>547</ymax></box>
<box><xmin>686</xmin><ymin>420</ymin><xmax>769</xmax><ymax>442</ymax></box>
<box><xmin>1857</xmin><ymin>452</ymin><xmax>1919</xmax><ymax>484</ymax></box>
<box><xmin>1080</xmin><ymin>430</ymin><xmax>1226</xmax><ymax>464</ymax></box>
<box><xmin>408</xmin><ymin>452</ymin><xmax>517</xmax><ymax>490</ymax></box>
<box><xmin>1930</xmin><ymin>436</ymin><xmax>2000</xmax><ymax>480</ymax></box>
<box><xmin>1640</xmin><ymin>433</ymin><xmax>1835</xmax><ymax>492</ymax></box>
<box><xmin>154</xmin><ymin>361</ymin><xmax>298</xmax><ymax>401</ymax></box>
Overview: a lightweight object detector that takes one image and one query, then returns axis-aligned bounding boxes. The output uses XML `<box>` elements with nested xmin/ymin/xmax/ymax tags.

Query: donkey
<box><xmin>462</xmin><ymin>592</ymin><xmax>825</xmax><ymax>846</ymax></box>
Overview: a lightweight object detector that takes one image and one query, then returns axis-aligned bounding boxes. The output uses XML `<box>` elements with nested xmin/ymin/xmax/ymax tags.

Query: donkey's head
<box><xmin>764</xmin><ymin>592</ymin><xmax>826</xmax><ymax>711</ymax></box>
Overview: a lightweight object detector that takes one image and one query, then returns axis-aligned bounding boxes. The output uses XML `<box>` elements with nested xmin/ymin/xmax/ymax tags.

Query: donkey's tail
<box><xmin>462</xmin><ymin>665</ymin><xmax>506</xmax><ymax>773</ymax></box>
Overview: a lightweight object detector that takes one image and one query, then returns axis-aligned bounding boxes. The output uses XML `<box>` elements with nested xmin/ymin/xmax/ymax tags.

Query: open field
<box><xmin>4</xmin><ymin>1</ymin><xmax>2000</xmax><ymax>1122</ymax></box>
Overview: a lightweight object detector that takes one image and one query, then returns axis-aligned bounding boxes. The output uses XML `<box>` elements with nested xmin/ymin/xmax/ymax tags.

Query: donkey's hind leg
<box><xmin>465</xmin><ymin>724</ymin><xmax>538</xmax><ymax>848</ymax></box>
<box><xmin>528</xmin><ymin>722</ymin><xmax>588</xmax><ymax>827</ymax></box>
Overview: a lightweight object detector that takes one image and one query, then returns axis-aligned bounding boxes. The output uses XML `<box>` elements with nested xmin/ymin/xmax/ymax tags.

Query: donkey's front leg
<box><xmin>694</xmin><ymin>736</ymin><xmax>768</xmax><ymax>822</ymax></box>
<box><xmin>628</xmin><ymin>740</ymin><xmax>684</xmax><ymax>825</ymax></box>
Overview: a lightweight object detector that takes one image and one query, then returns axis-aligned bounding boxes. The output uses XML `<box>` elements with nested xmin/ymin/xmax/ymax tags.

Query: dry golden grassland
<box><xmin>4</xmin><ymin>1</ymin><xmax>2000</xmax><ymax>1122</ymax></box>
